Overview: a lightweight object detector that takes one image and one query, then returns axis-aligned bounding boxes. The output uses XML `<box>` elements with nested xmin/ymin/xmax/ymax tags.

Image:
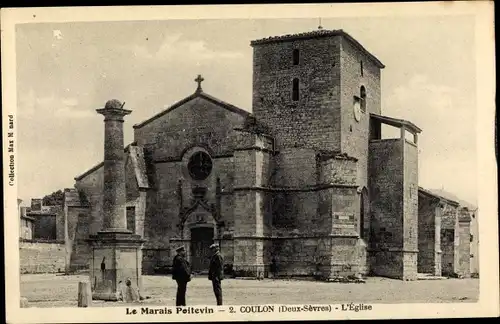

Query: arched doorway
<box><xmin>190</xmin><ymin>224</ymin><xmax>215</xmax><ymax>272</ymax></box>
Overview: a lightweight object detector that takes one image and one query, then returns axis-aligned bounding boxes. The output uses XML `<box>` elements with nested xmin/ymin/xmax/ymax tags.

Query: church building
<box><xmin>63</xmin><ymin>29</ymin><xmax>472</xmax><ymax>281</ymax></box>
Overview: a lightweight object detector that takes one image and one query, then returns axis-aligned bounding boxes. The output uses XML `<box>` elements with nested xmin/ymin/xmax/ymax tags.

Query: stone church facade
<box><xmin>63</xmin><ymin>29</ymin><xmax>472</xmax><ymax>280</ymax></box>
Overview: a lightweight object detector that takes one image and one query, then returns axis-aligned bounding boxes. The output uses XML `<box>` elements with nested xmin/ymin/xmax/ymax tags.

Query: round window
<box><xmin>187</xmin><ymin>151</ymin><xmax>213</xmax><ymax>180</ymax></box>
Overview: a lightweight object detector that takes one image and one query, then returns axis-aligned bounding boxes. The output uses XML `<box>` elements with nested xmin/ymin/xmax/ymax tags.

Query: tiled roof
<box><xmin>251</xmin><ymin>29</ymin><xmax>385</xmax><ymax>68</ymax></box>
<box><xmin>74</xmin><ymin>161</ymin><xmax>104</xmax><ymax>181</ymax></box>
<box><xmin>418</xmin><ymin>187</ymin><xmax>459</xmax><ymax>207</ymax></box>
<box><xmin>427</xmin><ymin>189</ymin><xmax>477</xmax><ymax>211</ymax></box>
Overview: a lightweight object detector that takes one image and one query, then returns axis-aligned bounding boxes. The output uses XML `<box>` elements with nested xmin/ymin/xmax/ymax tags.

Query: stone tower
<box><xmin>251</xmin><ymin>29</ymin><xmax>421</xmax><ymax>280</ymax></box>
<box><xmin>251</xmin><ymin>29</ymin><xmax>384</xmax><ymax>189</ymax></box>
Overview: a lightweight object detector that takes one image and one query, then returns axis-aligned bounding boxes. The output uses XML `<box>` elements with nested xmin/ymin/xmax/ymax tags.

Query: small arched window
<box><xmin>360</xmin><ymin>86</ymin><xmax>367</xmax><ymax>113</ymax></box>
<box><xmin>292</xmin><ymin>78</ymin><xmax>300</xmax><ymax>101</ymax></box>
<box><xmin>292</xmin><ymin>49</ymin><xmax>300</xmax><ymax>65</ymax></box>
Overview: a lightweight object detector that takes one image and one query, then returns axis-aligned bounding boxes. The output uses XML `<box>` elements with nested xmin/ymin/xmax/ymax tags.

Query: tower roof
<box><xmin>250</xmin><ymin>29</ymin><xmax>385</xmax><ymax>68</ymax></box>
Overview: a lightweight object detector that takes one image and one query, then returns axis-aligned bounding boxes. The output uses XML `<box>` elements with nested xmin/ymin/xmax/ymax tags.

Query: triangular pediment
<box><xmin>182</xmin><ymin>200</ymin><xmax>217</xmax><ymax>225</ymax></box>
<box><xmin>133</xmin><ymin>91</ymin><xmax>251</xmax><ymax>129</ymax></box>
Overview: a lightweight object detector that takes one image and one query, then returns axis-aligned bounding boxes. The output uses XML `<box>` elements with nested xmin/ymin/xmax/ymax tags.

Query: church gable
<box><xmin>133</xmin><ymin>91</ymin><xmax>252</xmax><ymax>161</ymax></box>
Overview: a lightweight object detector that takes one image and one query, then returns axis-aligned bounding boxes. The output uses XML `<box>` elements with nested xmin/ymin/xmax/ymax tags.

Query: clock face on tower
<box><xmin>353</xmin><ymin>99</ymin><xmax>361</xmax><ymax>122</ymax></box>
<box><xmin>188</xmin><ymin>151</ymin><xmax>213</xmax><ymax>180</ymax></box>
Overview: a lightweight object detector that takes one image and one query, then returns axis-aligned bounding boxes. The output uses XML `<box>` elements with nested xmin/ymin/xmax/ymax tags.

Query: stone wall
<box><xmin>66</xmin><ymin>206</ymin><xmax>91</xmax><ymax>271</ymax></box>
<box><xmin>269</xmin><ymin>183</ymin><xmax>362</xmax><ymax>278</ymax></box>
<box><xmin>457</xmin><ymin>221</ymin><xmax>471</xmax><ymax>278</ymax></box>
<box><xmin>441</xmin><ymin>204</ymin><xmax>458</xmax><ymax>276</ymax></box>
<box><xmin>318</xmin><ymin>156</ymin><xmax>357</xmax><ymax>185</ymax></box>
<box><xmin>368</xmin><ymin>138</ymin><xmax>418</xmax><ymax>280</ymax></box>
<box><xmin>457</xmin><ymin>208</ymin><xmax>471</xmax><ymax>278</ymax></box>
<box><xmin>340</xmin><ymin>36</ymin><xmax>382</xmax><ymax>189</ymax></box>
<box><xmin>369</xmin><ymin>139</ymin><xmax>404</xmax><ymax>247</ymax></box>
<box><xmin>272</xmin><ymin>148</ymin><xmax>316</xmax><ymax>187</ymax></box>
<box><xmin>232</xmin><ymin>133</ymin><xmax>274</xmax><ymax>276</ymax></box>
<box><xmin>75</xmin><ymin>164</ymin><xmax>104</xmax><ymax>235</ymax></box>
<box><xmin>20</xmin><ymin>240</ymin><xmax>66</xmax><ymax>274</ymax></box>
<box><xmin>252</xmin><ymin>36</ymin><xmax>342</xmax><ymax>151</ymax></box>
<box><xmin>32</xmin><ymin>214</ymin><xmax>57</xmax><ymax>240</ymax></box>
<box><xmin>20</xmin><ymin>217</ymin><xmax>34</xmax><ymax>240</ymax></box>
<box><xmin>272</xmin><ymin>191</ymin><xmax>318</xmax><ymax>233</ymax></box>
<box><xmin>470</xmin><ymin>211</ymin><xmax>479</xmax><ymax>275</ymax></box>
<box><xmin>271</xmin><ymin>237</ymin><xmax>320</xmax><ymax>276</ymax></box>
<box><xmin>402</xmin><ymin>141</ymin><xmax>419</xmax><ymax>280</ymax></box>
<box><xmin>327</xmin><ymin>237</ymin><xmax>367</xmax><ymax>277</ymax></box>
<box><xmin>417</xmin><ymin>193</ymin><xmax>442</xmax><ymax>275</ymax></box>
<box><xmin>146</xmin><ymin>160</ymin><xmax>181</xmax><ymax>252</ymax></box>
<box><xmin>369</xmin><ymin>139</ymin><xmax>404</xmax><ymax>278</ymax></box>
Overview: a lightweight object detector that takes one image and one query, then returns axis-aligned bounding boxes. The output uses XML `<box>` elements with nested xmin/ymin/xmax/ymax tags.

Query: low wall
<box><xmin>20</xmin><ymin>240</ymin><xmax>66</xmax><ymax>274</ymax></box>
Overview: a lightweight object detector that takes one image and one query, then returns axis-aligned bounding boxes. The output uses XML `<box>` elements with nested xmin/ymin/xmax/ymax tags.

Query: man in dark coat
<box><xmin>208</xmin><ymin>243</ymin><xmax>224</xmax><ymax>305</ymax></box>
<box><xmin>172</xmin><ymin>246</ymin><xmax>191</xmax><ymax>306</ymax></box>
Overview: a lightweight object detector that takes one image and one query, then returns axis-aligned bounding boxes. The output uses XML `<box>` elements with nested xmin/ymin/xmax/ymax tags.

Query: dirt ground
<box><xmin>20</xmin><ymin>273</ymin><xmax>479</xmax><ymax>307</ymax></box>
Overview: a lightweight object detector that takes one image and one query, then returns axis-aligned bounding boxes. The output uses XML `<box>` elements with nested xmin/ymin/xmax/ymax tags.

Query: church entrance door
<box><xmin>190</xmin><ymin>227</ymin><xmax>214</xmax><ymax>272</ymax></box>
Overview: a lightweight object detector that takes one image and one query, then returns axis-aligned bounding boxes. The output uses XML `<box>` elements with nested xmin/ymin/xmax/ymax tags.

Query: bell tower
<box><xmin>251</xmin><ymin>29</ymin><xmax>384</xmax><ymax>189</ymax></box>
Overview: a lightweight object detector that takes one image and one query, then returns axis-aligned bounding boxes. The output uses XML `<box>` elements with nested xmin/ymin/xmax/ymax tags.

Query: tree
<box><xmin>42</xmin><ymin>189</ymin><xmax>64</xmax><ymax>206</ymax></box>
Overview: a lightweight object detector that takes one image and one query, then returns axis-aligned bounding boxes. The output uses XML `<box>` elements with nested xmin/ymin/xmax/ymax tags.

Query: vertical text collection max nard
<box><xmin>8</xmin><ymin>115</ymin><xmax>15</xmax><ymax>186</ymax></box>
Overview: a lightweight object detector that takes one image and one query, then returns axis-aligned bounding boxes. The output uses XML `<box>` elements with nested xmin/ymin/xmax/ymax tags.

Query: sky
<box><xmin>15</xmin><ymin>15</ymin><xmax>478</xmax><ymax>206</ymax></box>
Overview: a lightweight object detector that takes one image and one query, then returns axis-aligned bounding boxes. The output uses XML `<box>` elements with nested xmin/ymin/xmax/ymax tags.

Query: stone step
<box><xmin>417</xmin><ymin>273</ymin><xmax>447</xmax><ymax>280</ymax></box>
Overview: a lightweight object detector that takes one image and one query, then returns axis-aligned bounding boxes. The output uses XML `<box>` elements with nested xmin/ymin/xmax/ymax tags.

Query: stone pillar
<box><xmin>417</xmin><ymin>193</ymin><xmax>443</xmax><ymax>276</ymax></box>
<box><xmin>99</xmin><ymin>100</ymin><xmax>129</xmax><ymax>232</ymax></box>
<box><xmin>232</xmin><ymin>130</ymin><xmax>271</xmax><ymax>278</ymax></box>
<box><xmin>441</xmin><ymin>204</ymin><xmax>458</xmax><ymax>276</ymax></box>
<box><xmin>457</xmin><ymin>208</ymin><xmax>472</xmax><ymax>278</ymax></box>
<box><xmin>368</xmin><ymin>136</ymin><xmax>419</xmax><ymax>280</ymax></box>
<box><xmin>88</xmin><ymin>99</ymin><xmax>145</xmax><ymax>301</ymax></box>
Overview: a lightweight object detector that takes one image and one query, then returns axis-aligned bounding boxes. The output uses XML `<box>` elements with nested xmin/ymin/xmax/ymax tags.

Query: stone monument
<box><xmin>88</xmin><ymin>99</ymin><xmax>145</xmax><ymax>301</ymax></box>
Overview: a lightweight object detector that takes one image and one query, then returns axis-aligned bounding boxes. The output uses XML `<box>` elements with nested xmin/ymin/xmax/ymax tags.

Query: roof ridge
<box><xmin>251</xmin><ymin>29</ymin><xmax>385</xmax><ymax>69</ymax></box>
<box><xmin>418</xmin><ymin>187</ymin><xmax>460</xmax><ymax>206</ymax></box>
<box><xmin>251</xmin><ymin>28</ymin><xmax>343</xmax><ymax>44</ymax></box>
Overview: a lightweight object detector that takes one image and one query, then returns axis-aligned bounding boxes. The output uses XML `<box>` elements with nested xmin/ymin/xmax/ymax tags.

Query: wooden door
<box><xmin>190</xmin><ymin>227</ymin><xmax>213</xmax><ymax>272</ymax></box>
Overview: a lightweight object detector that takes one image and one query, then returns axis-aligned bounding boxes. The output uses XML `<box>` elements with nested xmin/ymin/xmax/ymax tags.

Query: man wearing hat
<box><xmin>208</xmin><ymin>243</ymin><xmax>224</xmax><ymax>305</ymax></box>
<box><xmin>172</xmin><ymin>245</ymin><xmax>191</xmax><ymax>306</ymax></box>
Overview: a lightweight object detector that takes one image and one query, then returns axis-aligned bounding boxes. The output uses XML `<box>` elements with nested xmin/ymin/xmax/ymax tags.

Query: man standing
<box><xmin>172</xmin><ymin>246</ymin><xmax>191</xmax><ymax>306</ymax></box>
<box><xmin>208</xmin><ymin>243</ymin><xmax>224</xmax><ymax>305</ymax></box>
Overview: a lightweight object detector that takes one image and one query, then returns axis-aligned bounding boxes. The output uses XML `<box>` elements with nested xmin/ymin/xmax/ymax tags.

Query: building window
<box><xmin>360</xmin><ymin>60</ymin><xmax>364</xmax><ymax>77</ymax></box>
<box><xmin>360</xmin><ymin>86</ymin><xmax>367</xmax><ymax>113</ymax></box>
<box><xmin>292</xmin><ymin>78</ymin><xmax>300</xmax><ymax>101</ymax></box>
<box><xmin>292</xmin><ymin>49</ymin><xmax>300</xmax><ymax>65</ymax></box>
<box><xmin>188</xmin><ymin>151</ymin><xmax>213</xmax><ymax>180</ymax></box>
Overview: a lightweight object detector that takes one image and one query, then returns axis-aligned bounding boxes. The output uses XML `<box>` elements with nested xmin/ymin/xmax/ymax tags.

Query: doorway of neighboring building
<box><xmin>190</xmin><ymin>227</ymin><xmax>214</xmax><ymax>272</ymax></box>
